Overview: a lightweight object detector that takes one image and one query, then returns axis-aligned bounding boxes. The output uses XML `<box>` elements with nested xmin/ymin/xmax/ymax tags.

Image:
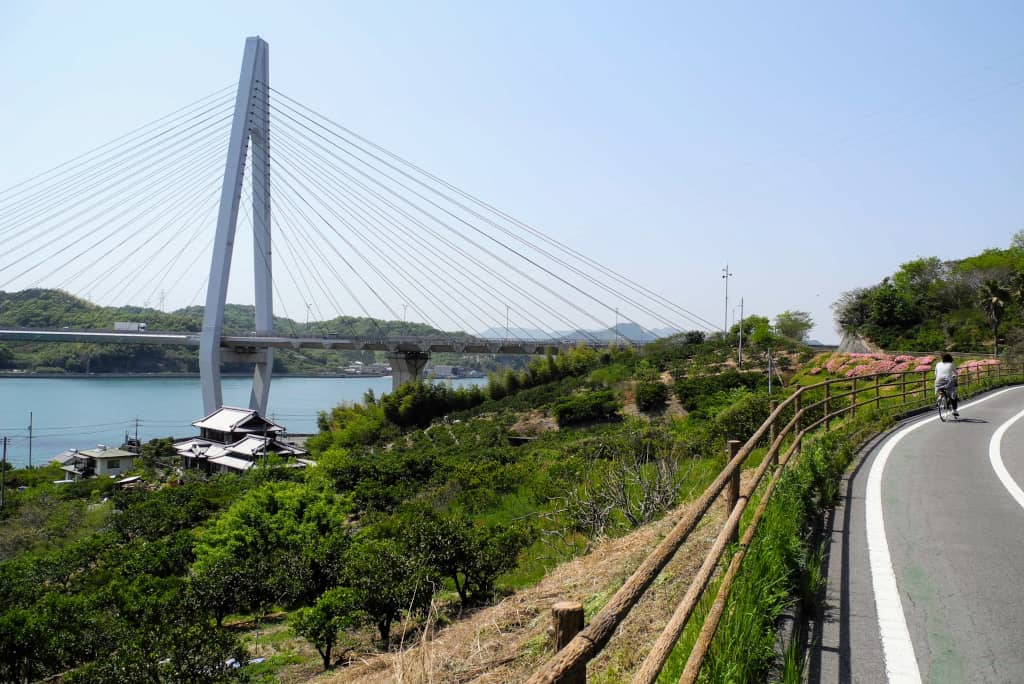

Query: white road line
<box><xmin>866</xmin><ymin>386</ymin><xmax>1021</xmax><ymax>682</ymax></box>
<box><xmin>989</xmin><ymin>405</ymin><xmax>1024</xmax><ymax>511</ymax></box>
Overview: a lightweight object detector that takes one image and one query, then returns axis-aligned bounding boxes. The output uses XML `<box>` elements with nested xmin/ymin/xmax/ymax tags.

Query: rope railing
<box><xmin>529</xmin><ymin>361</ymin><xmax>1023</xmax><ymax>683</ymax></box>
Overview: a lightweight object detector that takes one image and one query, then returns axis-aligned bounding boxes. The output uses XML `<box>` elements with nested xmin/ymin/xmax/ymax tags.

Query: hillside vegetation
<box><xmin>0</xmin><ymin>288</ymin><xmax>503</xmax><ymax>374</ymax></box>
<box><xmin>834</xmin><ymin>234</ymin><xmax>1024</xmax><ymax>353</ymax></box>
<box><xmin>1</xmin><ymin>322</ymin><xmax>826</xmax><ymax>682</ymax></box>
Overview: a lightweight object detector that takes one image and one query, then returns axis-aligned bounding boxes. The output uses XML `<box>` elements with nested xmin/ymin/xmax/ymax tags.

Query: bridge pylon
<box><xmin>199</xmin><ymin>36</ymin><xmax>273</xmax><ymax>416</ymax></box>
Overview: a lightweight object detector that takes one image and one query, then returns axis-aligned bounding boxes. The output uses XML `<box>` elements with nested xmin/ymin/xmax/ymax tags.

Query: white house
<box><xmin>56</xmin><ymin>445</ymin><xmax>135</xmax><ymax>481</ymax></box>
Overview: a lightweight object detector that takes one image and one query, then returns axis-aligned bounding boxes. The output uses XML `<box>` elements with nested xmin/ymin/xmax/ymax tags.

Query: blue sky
<box><xmin>2</xmin><ymin>1</ymin><xmax>1023</xmax><ymax>342</ymax></box>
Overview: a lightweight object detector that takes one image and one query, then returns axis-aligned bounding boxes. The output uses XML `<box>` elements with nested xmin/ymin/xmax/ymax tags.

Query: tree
<box><xmin>1012</xmin><ymin>229</ymin><xmax>1024</xmax><ymax>251</ymax></box>
<box><xmin>409</xmin><ymin>511</ymin><xmax>534</xmax><ymax>606</ymax></box>
<box><xmin>980</xmin><ymin>279</ymin><xmax>1010</xmax><ymax>355</ymax></box>
<box><xmin>291</xmin><ymin>587</ymin><xmax>363</xmax><ymax>670</ymax></box>
<box><xmin>0</xmin><ymin>345</ymin><xmax>14</xmax><ymax>369</ymax></box>
<box><xmin>190</xmin><ymin>482</ymin><xmax>352</xmax><ymax>617</ymax></box>
<box><xmin>748</xmin><ymin>317</ymin><xmax>780</xmax><ymax>350</ymax></box>
<box><xmin>343</xmin><ymin>536</ymin><xmax>431</xmax><ymax>648</ymax></box>
<box><xmin>187</xmin><ymin>556</ymin><xmax>253</xmax><ymax>627</ymax></box>
<box><xmin>774</xmin><ymin>310</ymin><xmax>814</xmax><ymax>342</ymax></box>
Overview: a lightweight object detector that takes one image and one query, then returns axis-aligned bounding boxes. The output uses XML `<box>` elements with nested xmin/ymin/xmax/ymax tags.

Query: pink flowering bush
<box><xmin>813</xmin><ymin>352</ymin><xmax>953</xmax><ymax>380</ymax></box>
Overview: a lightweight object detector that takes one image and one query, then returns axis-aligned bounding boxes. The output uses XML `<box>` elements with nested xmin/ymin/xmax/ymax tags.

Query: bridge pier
<box><xmin>388</xmin><ymin>351</ymin><xmax>429</xmax><ymax>391</ymax></box>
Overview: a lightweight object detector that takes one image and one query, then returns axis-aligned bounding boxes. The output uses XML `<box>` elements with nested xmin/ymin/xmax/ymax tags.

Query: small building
<box><xmin>56</xmin><ymin>445</ymin><xmax>135</xmax><ymax>481</ymax></box>
<box><xmin>174</xmin><ymin>406</ymin><xmax>309</xmax><ymax>475</ymax></box>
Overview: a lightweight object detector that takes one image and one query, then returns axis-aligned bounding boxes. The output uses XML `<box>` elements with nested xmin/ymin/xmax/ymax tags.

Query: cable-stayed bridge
<box><xmin>0</xmin><ymin>36</ymin><xmax>717</xmax><ymax>416</ymax></box>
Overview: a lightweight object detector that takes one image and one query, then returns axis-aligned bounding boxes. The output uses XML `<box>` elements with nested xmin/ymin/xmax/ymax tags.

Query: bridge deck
<box><xmin>0</xmin><ymin>328</ymin><xmax>626</xmax><ymax>355</ymax></box>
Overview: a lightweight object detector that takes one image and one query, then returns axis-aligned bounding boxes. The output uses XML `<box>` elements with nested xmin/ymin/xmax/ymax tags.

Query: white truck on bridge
<box><xmin>113</xmin><ymin>322</ymin><xmax>147</xmax><ymax>332</ymax></box>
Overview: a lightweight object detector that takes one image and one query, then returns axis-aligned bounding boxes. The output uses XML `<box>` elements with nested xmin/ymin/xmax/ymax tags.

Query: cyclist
<box><xmin>934</xmin><ymin>353</ymin><xmax>959</xmax><ymax>419</ymax></box>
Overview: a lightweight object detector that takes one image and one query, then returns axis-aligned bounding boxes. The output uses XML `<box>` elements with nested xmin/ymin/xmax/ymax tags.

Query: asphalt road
<box><xmin>811</xmin><ymin>385</ymin><xmax>1024</xmax><ymax>684</ymax></box>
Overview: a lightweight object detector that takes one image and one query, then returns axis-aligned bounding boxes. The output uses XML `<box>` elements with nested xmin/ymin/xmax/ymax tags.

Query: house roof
<box><xmin>51</xmin><ymin>449</ymin><xmax>79</xmax><ymax>465</ymax></box>
<box><xmin>228</xmin><ymin>434</ymin><xmax>306</xmax><ymax>458</ymax></box>
<box><xmin>79</xmin><ymin>446</ymin><xmax>134</xmax><ymax>460</ymax></box>
<box><xmin>207</xmin><ymin>454</ymin><xmax>255</xmax><ymax>472</ymax></box>
<box><xmin>192</xmin><ymin>406</ymin><xmax>283</xmax><ymax>434</ymax></box>
<box><xmin>173</xmin><ymin>438</ymin><xmax>212</xmax><ymax>455</ymax></box>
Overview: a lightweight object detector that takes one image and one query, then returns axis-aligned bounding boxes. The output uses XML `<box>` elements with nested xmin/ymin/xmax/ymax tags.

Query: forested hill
<box><xmin>0</xmin><ymin>289</ymin><xmax>443</xmax><ymax>337</ymax></box>
<box><xmin>834</xmin><ymin>237</ymin><xmax>1024</xmax><ymax>354</ymax></box>
<box><xmin>0</xmin><ymin>289</ymin><xmax>446</xmax><ymax>374</ymax></box>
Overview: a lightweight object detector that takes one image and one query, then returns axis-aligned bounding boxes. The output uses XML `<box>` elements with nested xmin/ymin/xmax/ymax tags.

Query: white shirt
<box><xmin>934</xmin><ymin>360</ymin><xmax>956</xmax><ymax>385</ymax></box>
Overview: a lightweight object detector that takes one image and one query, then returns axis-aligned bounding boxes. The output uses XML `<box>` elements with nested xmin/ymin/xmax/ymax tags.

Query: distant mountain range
<box><xmin>478</xmin><ymin>322</ymin><xmax>684</xmax><ymax>343</ymax></box>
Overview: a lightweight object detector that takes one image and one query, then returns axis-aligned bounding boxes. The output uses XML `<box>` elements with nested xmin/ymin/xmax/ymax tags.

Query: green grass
<box><xmin>656</xmin><ymin>434</ymin><xmax>854</xmax><ymax>683</ymax></box>
<box><xmin>240</xmin><ymin>652</ymin><xmax>304</xmax><ymax>682</ymax></box>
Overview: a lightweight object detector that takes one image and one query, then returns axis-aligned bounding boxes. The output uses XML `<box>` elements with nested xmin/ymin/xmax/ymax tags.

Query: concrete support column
<box><xmin>388</xmin><ymin>351</ymin><xmax>429</xmax><ymax>391</ymax></box>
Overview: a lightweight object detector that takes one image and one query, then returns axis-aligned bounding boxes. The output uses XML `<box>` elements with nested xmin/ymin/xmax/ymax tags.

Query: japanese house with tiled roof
<box><xmin>174</xmin><ymin>406</ymin><xmax>310</xmax><ymax>475</ymax></box>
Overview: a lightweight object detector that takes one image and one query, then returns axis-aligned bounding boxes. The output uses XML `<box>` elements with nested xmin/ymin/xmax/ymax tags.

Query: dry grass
<box><xmin>298</xmin><ymin>491</ymin><xmax>732</xmax><ymax>684</ymax></box>
<box><xmin>509</xmin><ymin>410</ymin><xmax>558</xmax><ymax>436</ymax></box>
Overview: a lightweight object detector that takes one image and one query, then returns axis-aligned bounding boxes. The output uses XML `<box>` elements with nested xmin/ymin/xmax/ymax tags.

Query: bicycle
<box><xmin>936</xmin><ymin>387</ymin><xmax>955</xmax><ymax>422</ymax></box>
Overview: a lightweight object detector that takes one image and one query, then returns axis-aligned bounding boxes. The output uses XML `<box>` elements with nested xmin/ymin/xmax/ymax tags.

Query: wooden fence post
<box><xmin>825</xmin><ymin>383</ymin><xmax>831</xmax><ymax>431</ymax></box>
<box><xmin>850</xmin><ymin>378</ymin><xmax>857</xmax><ymax>418</ymax></box>
<box><xmin>921</xmin><ymin>370</ymin><xmax>927</xmax><ymax>402</ymax></box>
<box><xmin>726</xmin><ymin>439</ymin><xmax>741</xmax><ymax>545</ymax></box>
<box><xmin>874</xmin><ymin>374</ymin><xmax>881</xmax><ymax>410</ymax></box>
<box><xmin>552</xmin><ymin>601</ymin><xmax>586</xmax><ymax>684</ymax></box>
<box><xmin>901</xmin><ymin>372</ymin><xmax>907</xmax><ymax>405</ymax></box>
<box><xmin>795</xmin><ymin>393</ymin><xmax>802</xmax><ymax>457</ymax></box>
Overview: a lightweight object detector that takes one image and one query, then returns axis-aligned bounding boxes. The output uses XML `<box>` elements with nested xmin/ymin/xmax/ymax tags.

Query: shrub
<box><xmin>635</xmin><ymin>381</ymin><xmax>669</xmax><ymax>412</ymax></box>
<box><xmin>551</xmin><ymin>390</ymin><xmax>622</xmax><ymax>427</ymax></box>
<box><xmin>673</xmin><ymin>371</ymin><xmax>766</xmax><ymax>411</ymax></box>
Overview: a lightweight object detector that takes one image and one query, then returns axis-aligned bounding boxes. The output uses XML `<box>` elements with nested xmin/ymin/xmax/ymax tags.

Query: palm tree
<box><xmin>979</xmin><ymin>279</ymin><xmax>1010</xmax><ymax>355</ymax></box>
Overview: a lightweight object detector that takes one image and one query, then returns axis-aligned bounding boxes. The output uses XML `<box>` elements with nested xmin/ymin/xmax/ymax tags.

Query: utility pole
<box><xmin>506</xmin><ymin>304</ymin><xmax>510</xmax><ymax>340</ymax></box>
<box><xmin>615</xmin><ymin>308</ymin><xmax>619</xmax><ymax>345</ymax></box>
<box><xmin>738</xmin><ymin>298</ymin><xmax>744</xmax><ymax>365</ymax></box>
<box><xmin>135</xmin><ymin>417</ymin><xmax>140</xmax><ymax>445</ymax></box>
<box><xmin>721</xmin><ymin>265</ymin><xmax>733</xmax><ymax>333</ymax></box>
<box><xmin>27</xmin><ymin>412</ymin><xmax>32</xmax><ymax>468</ymax></box>
<box><xmin>767</xmin><ymin>350</ymin><xmax>773</xmax><ymax>395</ymax></box>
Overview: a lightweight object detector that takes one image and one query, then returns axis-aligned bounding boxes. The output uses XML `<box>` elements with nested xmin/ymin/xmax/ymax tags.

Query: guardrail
<box><xmin>527</xmin><ymin>360</ymin><xmax>1022</xmax><ymax>683</ymax></box>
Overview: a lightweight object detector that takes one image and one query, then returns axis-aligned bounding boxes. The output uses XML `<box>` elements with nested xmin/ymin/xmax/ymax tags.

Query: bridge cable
<box><xmin>267</xmin><ymin>104</ymin><xmax>614</xmax><ymax>341</ymax></box>
<box><xmin>264</xmin><ymin>171</ymin><xmax>384</xmax><ymax>335</ymax></box>
<box><xmin>63</xmin><ymin>158</ymin><xmax>226</xmax><ymax>297</ymax></box>
<box><xmin>244</xmin><ymin>155</ymin><xmax>360</xmax><ymax>335</ymax></box>
<box><xmin>2</xmin><ymin>142</ymin><xmax>229</xmax><ymax>290</ymax></box>
<box><xmin>0</xmin><ymin>84</ymin><xmax>233</xmax><ymax>205</ymax></box>
<box><xmin>0</xmin><ymin>123</ymin><xmax>231</xmax><ymax>268</ymax></box>
<box><xmin>272</xmin><ymin>123</ymin><xmax>569</xmax><ymax>342</ymax></box>
<box><xmin>269</xmin><ymin>131</ymin><xmax>522</xmax><ymax>338</ymax></box>
<box><xmin>270</xmin><ymin>86</ymin><xmax>716</xmax><ymax>332</ymax></box>
<box><xmin>269</xmin><ymin>119</ymin><xmax>580</xmax><ymax>341</ymax></box>
<box><xmin>269</xmin><ymin>134</ymin><xmax>482</xmax><ymax>338</ymax></box>
<box><xmin>0</xmin><ymin>101</ymin><xmax>234</xmax><ymax>235</ymax></box>
<box><xmin>270</xmin><ymin>96</ymin><xmax>667</xmax><ymax>340</ymax></box>
<box><xmin>270</xmin><ymin>113</ymin><xmax>601</xmax><ymax>342</ymax></box>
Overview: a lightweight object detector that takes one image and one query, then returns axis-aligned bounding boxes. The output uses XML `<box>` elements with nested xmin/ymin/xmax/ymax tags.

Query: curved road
<box><xmin>812</xmin><ymin>385</ymin><xmax>1024</xmax><ymax>683</ymax></box>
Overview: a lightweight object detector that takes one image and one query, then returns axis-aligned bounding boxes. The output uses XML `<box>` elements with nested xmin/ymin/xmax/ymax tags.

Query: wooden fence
<box><xmin>527</xmin><ymin>361</ymin><xmax>1021</xmax><ymax>684</ymax></box>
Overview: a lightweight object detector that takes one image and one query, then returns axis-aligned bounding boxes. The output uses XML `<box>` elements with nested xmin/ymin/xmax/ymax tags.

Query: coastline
<box><xmin>0</xmin><ymin>371</ymin><xmax>486</xmax><ymax>380</ymax></box>
<box><xmin>0</xmin><ymin>372</ymin><xmax>393</xmax><ymax>379</ymax></box>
